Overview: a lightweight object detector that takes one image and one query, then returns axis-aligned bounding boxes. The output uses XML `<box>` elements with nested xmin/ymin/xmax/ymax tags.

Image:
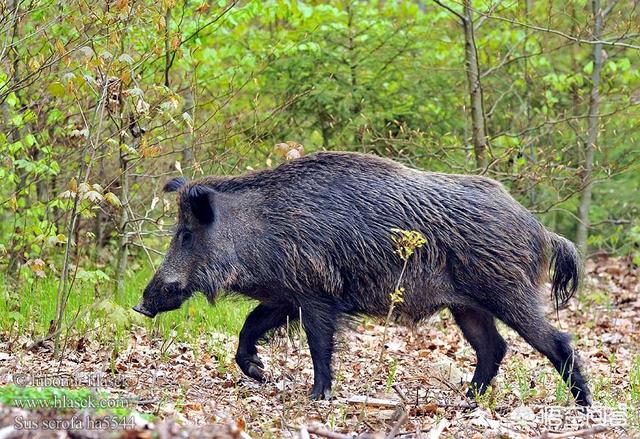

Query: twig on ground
<box><xmin>385</xmin><ymin>411</ymin><xmax>409</xmax><ymax>439</ymax></box>
<box><xmin>305</xmin><ymin>426</ymin><xmax>354</xmax><ymax>439</ymax></box>
<box><xmin>426</xmin><ymin>374</ymin><xmax>467</xmax><ymax>399</ymax></box>
<box><xmin>348</xmin><ymin>395</ymin><xmax>402</xmax><ymax>408</ymax></box>
<box><xmin>392</xmin><ymin>384</ymin><xmax>408</xmax><ymax>402</ymax></box>
<box><xmin>438</xmin><ymin>401</ymin><xmax>478</xmax><ymax>410</ymax></box>
<box><xmin>535</xmin><ymin>425</ymin><xmax>609</xmax><ymax>439</ymax></box>
<box><xmin>426</xmin><ymin>419</ymin><xmax>448</xmax><ymax>439</ymax></box>
<box><xmin>363</xmin><ymin>420</ymin><xmax>377</xmax><ymax>432</ymax></box>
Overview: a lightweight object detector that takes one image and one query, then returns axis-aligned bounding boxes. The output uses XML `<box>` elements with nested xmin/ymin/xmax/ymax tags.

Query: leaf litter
<box><xmin>0</xmin><ymin>255</ymin><xmax>638</xmax><ymax>438</ymax></box>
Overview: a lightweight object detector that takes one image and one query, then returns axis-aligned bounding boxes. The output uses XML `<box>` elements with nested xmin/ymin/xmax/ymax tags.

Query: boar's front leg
<box><xmin>300</xmin><ymin>300</ymin><xmax>337</xmax><ymax>400</ymax></box>
<box><xmin>236</xmin><ymin>303</ymin><xmax>295</xmax><ymax>382</ymax></box>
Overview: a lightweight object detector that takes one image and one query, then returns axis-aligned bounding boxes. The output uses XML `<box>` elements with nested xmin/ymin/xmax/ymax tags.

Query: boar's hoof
<box><xmin>236</xmin><ymin>353</ymin><xmax>265</xmax><ymax>383</ymax></box>
<box><xmin>575</xmin><ymin>391</ymin><xmax>593</xmax><ymax>407</ymax></box>
<box><xmin>309</xmin><ymin>384</ymin><xmax>332</xmax><ymax>401</ymax></box>
<box><xmin>465</xmin><ymin>385</ymin><xmax>484</xmax><ymax>401</ymax></box>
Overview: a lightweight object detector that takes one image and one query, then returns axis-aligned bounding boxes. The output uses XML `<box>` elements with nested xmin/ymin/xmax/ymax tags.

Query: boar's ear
<box><xmin>187</xmin><ymin>184</ymin><xmax>216</xmax><ymax>224</ymax></box>
<box><xmin>163</xmin><ymin>177</ymin><xmax>187</xmax><ymax>192</ymax></box>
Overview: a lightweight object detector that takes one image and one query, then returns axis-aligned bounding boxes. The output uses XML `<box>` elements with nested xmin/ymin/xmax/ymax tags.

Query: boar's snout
<box><xmin>132</xmin><ymin>302</ymin><xmax>156</xmax><ymax>318</ymax></box>
<box><xmin>135</xmin><ymin>277</ymin><xmax>194</xmax><ymax>318</ymax></box>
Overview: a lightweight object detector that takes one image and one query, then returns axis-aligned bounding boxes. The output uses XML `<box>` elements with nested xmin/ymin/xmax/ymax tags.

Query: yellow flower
<box><xmin>390</xmin><ymin>287</ymin><xmax>405</xmax><ymax>304</ymax></box>
<box><xmin>390</xmin><ymin>228</ymin><xmax>426</xmax><ymax>261</ymax></box>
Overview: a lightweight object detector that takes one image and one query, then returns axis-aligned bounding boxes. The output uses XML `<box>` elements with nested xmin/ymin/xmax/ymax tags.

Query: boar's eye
<box><xmin>181</xmin><ymin>230</ymin><xmax>193</xmax><ymax>246</ymax></box>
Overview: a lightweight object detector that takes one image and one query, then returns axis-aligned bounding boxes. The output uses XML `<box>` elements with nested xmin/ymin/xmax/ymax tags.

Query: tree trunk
<box><xmin>462</xmin><ymin>0</ymin><xmax>488</xmax><ymax>170</ymax></box>
<box><xmin>4</xmin><ymin>0</ymin><xmax>23</xmax><ymax>275</ymax></box>
<box><xmin>115</xmin><ymin>134</ymin><xmax>130</xmax><ymax>297</ymax></box>
<box><xmin>93</xmin><ymin>155</ymin><xmax>106</xmax><ymax>262</ymax></box>
<box><xmin>346</xmin><ymin>2</ymin><xmax>363</xmax><ymax>148</ymax></box>
<box><xmin>523</xmin><ymin>0</ymin><xmax>536</xmax><ymax>205</ymax></box>
<box><xmin>164</xmin><ymin>8</ymin><xmax>171</xmax><ymax>88</ymax></box>
<box><xmin>182</xmin><ymin>84</ymin><xmax>194</xmax><ymax>166</ymax></box>
<box><xmin>576</xmin><ymin>0</ymin><xmax>604</xmax><ymax>255</ymax></box>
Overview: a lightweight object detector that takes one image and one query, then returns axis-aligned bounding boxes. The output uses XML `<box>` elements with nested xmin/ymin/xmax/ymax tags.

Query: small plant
<box><xmin>630</xmin><ymin>355</ymin><xmax>640</xmax><ymax>410</ymax></box>
<box><xmin>510</xmin><ymin>359</ymin><xmax>537</xmax><ymax>403</ymax></box>
<box><xmin>385</xmin><ymin>358</ymin><xmax>399</xmax><ymax>392</ymax></box>
<box><xmin>473</xmin><ymin>384</ymin><xmax>498</xmax><ymax>411</ymax></box>
<box><xmin>554</xmin><ymin>374</ymin><xmax>570</xmax><ymax>405</ymax></box>
<box><xmin>211</xmin><ymin>338</ymin><xmax>230</xmax><ymax>374</ymax></box>
<box><xmin>378</xmin><ymin>228</ymin><xmax>426</xmax><ymax>362</ymax></box>
<box><xmin>360</xmin><ymin>228</ymin><xmax>426</xmax><ymax>411</ymax></box>
<box><xmin>390</xmin><ymin>287</ymin><xmax>405</xmax><ymax>305</ymax></box>
<box><xmin>591</xmin><ymin>375</ymin><xmax>614</xmax><ymax>406</ymax></box>
<box><xmin>390</xmin><ymin>228</ymin><xmax>427</xmax><ymax>262</ymax></box>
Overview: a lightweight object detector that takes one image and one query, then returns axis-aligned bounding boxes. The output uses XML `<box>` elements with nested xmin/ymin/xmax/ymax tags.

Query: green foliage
<box><xmin>0</xmin><ymin>268</ymin><xmax>254</xmax><ymax>348</ymax></box>
<box><xmin>0</xmin><ymin>385</ymin><xmax>93</xmax><ymax>409</ymax></box>
<box><xmin>385</xmin><ymin>358</ymin><xmax>399</xmax><ymax>392</ymax></box>
<box><xmin>0</xmin><ymin>384</ymin><xmax>155</xmax><ymax>420</ymax></box>
<box><xmin>631</xmin><ymin>355</ymin><xmax>640</xmax><ymax>406</ymax></box>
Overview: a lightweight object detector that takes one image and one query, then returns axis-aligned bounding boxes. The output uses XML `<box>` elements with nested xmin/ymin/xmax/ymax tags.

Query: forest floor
<box><xmin>0</xmin><ymin>255</ymin><xmax>638</xmax><ymax>439</ymax></box>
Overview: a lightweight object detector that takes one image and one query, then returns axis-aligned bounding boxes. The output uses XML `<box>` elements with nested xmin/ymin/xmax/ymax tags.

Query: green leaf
<box><xmin>47</xmin><ymin>82</ymin><xmax>65</xmax><ymax>97</ymax></box>
<box><xmin>6</xmin><ymin>93</ymin><xmax>18</xmax><ymax>108</ymax></box>
<box><xmin>8</xmin><ymin>311</ymin><xmax>24</xmax><ymax>322</ymax></box>
<box><xmin>104</xmin><ymin>192</ymin><xmax>122</xmax><ymax>208</ymax></box>
<box><xmin>11</xmin><ymin>114</ymin><xmax>23</xmax><ymax>127</ymax></box>
<box><xmin>24</xmin><ymin>134</ymin><xmax>36</xmax><ymax>147</ymax></box>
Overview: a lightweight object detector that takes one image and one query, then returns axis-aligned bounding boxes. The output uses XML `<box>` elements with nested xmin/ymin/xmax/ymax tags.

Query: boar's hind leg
<box><xmin>300</xmin><ymin>301</ymin><xmax>337</xmax><ymax>400</ymax></box>
<box><xmin>451</xmin><ymin>306</ymin><xmax>507</xmax><ymax>398</ymax></box>
<box><xmin>496</xmin><ymin>304</ymin><xmax>592</xmax><ymax>406</ymax></box>
<box><xmin>236</xmin><ymin>303</ymin><xmax>296</xmax><ymax>382</ymax></box>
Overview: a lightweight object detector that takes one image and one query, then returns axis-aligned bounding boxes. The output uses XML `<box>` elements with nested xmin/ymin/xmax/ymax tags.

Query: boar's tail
<box><xmin>548</xmin><ymin>232</ymin><xmax>582</xmax><ymax>308</ymax></box>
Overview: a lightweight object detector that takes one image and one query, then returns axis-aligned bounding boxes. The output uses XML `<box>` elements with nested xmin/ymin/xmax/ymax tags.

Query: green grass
<box><xmin>0</xmin><ymin>266</ymin><xmax>256</xmax><ymax>351</ymax></box>
<box><xmin>385</xmin><ymin>358</ymin><xmax>398</xmax><ymax>392</ymax></box>
<box><xmin>0</xmin><ymin>384</ymin><xmax>152</xmax><ymax>420</ymax></box>
<box><xmin>631</xmin><ymin>355</ymin><xmax>640</xmax><ymax>401</ymax></box>
<box><xmin>630</xmin><ymin>355</ymin><xmax>640</xmax><ymax>427</ymax></box>
<box><xmin>0</xmin><ymin>384</ymin><xmax>93</xmax><ymax>409</ymax></box>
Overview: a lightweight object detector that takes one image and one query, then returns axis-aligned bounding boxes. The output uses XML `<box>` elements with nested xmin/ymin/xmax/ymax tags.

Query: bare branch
<box><xmin>432</xmin><ymin>0</ymin><xmax>465</xmax><ymax>23</ymax></box>
<box><xmin>477</xmin><ymin>11</ymin><xmax>640</xmax><ymax>50</ymax></box>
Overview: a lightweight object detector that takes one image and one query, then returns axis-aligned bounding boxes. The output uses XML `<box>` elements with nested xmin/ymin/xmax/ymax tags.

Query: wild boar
<box><xmin>133</xmin><ymin>151</ymin><xmax>591</xmax><ymax>405</ymax></box>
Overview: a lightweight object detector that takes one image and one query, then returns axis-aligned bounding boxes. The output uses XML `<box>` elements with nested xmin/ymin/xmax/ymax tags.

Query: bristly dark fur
<box><xmin>549</xmin><ymin>234</ymin><xmax>581</xmax><ymax>306</ymax></box>
<box><xmin>137</xmin><ymin>151</ymin><xmax>591</xmax><ymax>405</ymax></box>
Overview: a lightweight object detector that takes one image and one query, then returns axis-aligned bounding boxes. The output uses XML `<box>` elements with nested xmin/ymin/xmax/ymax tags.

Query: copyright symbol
<box><xmin>13</xmin><ymin>373</ymin><xmax>29</xmax><ymax>386</ymax></box>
